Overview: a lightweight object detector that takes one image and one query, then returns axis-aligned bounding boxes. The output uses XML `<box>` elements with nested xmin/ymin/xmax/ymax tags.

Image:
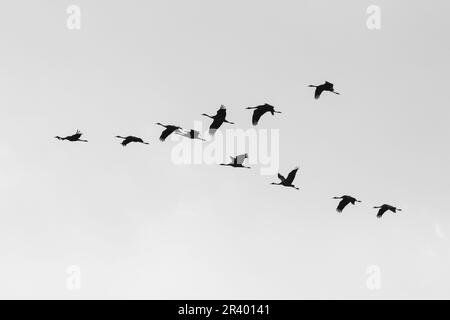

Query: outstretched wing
<box><xmin>121</xmin><ymin>138</ymin><xmax>132</xmax><ymax>146</ymax></box>
<box><xmin>324</xmin><ymin>81</ymin><xmax>334</xmax><ymax>91</ymax></box>
<box><xmin>336</xmin><ymin>198</ymin><xmax>351</xmax><ymax>213</ymax></box>
<box><xmin>285</xmin><ymin>168</ymin><xmax>299</xmax><ymax>184</ymax></box>
<box><xmin>252</xmin><ymin>108</ymin><xmax>267</xmax><ymax>126</ymax></box>
<box><xmin>160</xmin><ymin>127</ymin><xmax>177</xmax><ymax>141</ymax></box>
<box><xmin>314</xmin><ymin>86</ymin><xmax>324</xmax><ymax>99</ymax></box>
<box><xmin>377</xmin><ymin>207</ymin><xmax>388</xmax><ymax>219</ymax></box>
<box><xmin>71</xmin><ymin>132</ymin><xmax>82</xmax><ymax>140</ymax></box>
<box><xmin>277</xmin><ymin>173</ymin><xmax>286</xmax><ymax>182</ymax></box>
<box><xmin>235</xmin><ymin>154</ymin><xmax>248</xmax><ymax>165</ymax></box>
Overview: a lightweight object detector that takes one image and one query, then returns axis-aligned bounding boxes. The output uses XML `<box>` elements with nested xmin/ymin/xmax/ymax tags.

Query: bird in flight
<box><xmin>115</xmin><ymin>135</ymin><xmax>150</xmax><ymax>147</ymax></box>
<box><xmin>220</xmin><ymin>154</ymin><xmax>251</xmax><ymax>169</ymax></box>
<box><xmin>156</xmin><ymin>123</ymin><xmax>182</xmax><ymax>142</ymax></box>
<box><xmin>333</xmin><ymin>195</ymin><xmax>362</xmax><ymax>213</ymax></box>
<box><xmin>308</xmin><ymin>81</ymin><xmax>340</xmax><ymax>99</ymax></box>
<box><xmin>373</xmin><ymin>204</ymin><xmax>402</xmax><ymax>219</ymax></box>
<box><xmin>246</xmin><ymin>104</ymin><xmax>282</xmax><ymax>126</ymax></box>
<box><xmin>176</xmin><ymin>129</ymin><xmax>206</xmax><ymax>141</ymax></box>
<box><xmin>271</xmin><ymin>167</ymin><xmax>300</xmax><ymax>190</ymax></box>
<box><xmin>202</xmin><ymin>105</ymin><xmax>234</xmax><ymax>135</ymax></box>
<box><xmin>55</xmin><ymin>130</ymin><xmax>88</xmax><ymax>142</ymax></box>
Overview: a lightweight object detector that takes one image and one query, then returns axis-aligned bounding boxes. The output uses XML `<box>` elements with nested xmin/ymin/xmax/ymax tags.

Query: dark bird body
<box><xmin>116</xmin><ymin>135</ymin><xmax>149</xmax><ymax>146</ymax></box>
<box><xmin>156</xmin><ymin>123</ymin><xmax>182</xmax><ymax>142</ymax></box>
<box><xmin>333</xmin><ymin>195</ymin><xmax>362</xmax><ymax>213</ymax></box>
<box><xmin>308</xmin><ymin>81</ymin><xmax>340</xmax><ymax>99</ymax></box>
<box><xmin>373</xmin><ymin>204</ymin><xmax>402</xmax><ymax>219</ymax></box>
<box><xmin>176</xmin><ymin>129</ymin><xmax>206</xmax><ymax>141</ymax></box>
<box><xmin>202</xmin><ymin>105</ymin><xmax>234</xmax><ymax>135</ymax></box>
<box><xmin>220</xmin><ymin>154</ymin><xmax>250</xmax><ymax>169</ymax></box>
<box><xmin>246</xmin><ymin>104</ymin><xmax>282</xmax><ymax>126</ymax></box>
<box><xmin>271</xmin><ymin>168</ymin><xmax>300</xmax><ymax>190</ymax></box>
<box><xmin>55</xmin><ymin>130</ymin><xmax>88</xmax><ymax>142</ymax></box>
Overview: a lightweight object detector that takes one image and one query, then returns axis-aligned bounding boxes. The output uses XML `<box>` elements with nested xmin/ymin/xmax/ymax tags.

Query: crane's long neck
<box><xmin>202</xmin><ymin>114</ymin><xmax>214</xmax><ymax>119</ymax></box>
<box><xmin>156</xmin><ymin>123</ymin><xmax>167</xmax><ymax>128</ymax></box>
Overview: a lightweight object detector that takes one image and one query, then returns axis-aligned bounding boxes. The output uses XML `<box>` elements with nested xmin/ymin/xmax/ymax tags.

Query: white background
<box><xmin>0</xmin><ymin>0</ymin><xmax>449</xmax><ymax>299</ymax></box>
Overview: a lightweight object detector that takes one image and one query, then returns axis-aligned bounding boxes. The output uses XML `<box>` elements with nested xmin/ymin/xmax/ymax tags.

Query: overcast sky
<box><xmin>0</xmin><ymin>0</ymin><xmax>449</xmax><ymax>299</ymax></box>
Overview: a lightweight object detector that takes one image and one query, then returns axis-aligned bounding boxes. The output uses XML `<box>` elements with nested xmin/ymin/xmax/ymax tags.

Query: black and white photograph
<box><xmin>0</xmin><ymin>0</ymin><xmax>449</xmax><ymax>304</ymax></box>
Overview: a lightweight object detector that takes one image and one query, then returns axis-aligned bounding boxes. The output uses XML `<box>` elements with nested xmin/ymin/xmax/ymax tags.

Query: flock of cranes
<box><xmin>54</xmin><ymin>81</ymin><xmax>402</xmax><ymax>219</ymax></box>
<box><xmin>332</xmin><ymin>196</ymin><xmax>402</xmax><ymax>218</ymax></box>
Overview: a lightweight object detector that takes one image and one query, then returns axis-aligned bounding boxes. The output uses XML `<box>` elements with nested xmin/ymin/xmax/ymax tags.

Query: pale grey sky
<box><xmin>0</xmin><ymin>0</ymin><xmax>449</xmax><ymax>299</ymax></box>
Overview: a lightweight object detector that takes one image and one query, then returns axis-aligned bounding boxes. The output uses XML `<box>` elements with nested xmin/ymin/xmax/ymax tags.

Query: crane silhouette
<box><xmin>156</xmin><ymin>123</ymin><xmax>182</xmax><ymax>142</ymax></box>
<box><xmin>115</xmin><ymin>135</ymin><xmax>149</xmax><ymax>146</ymax></box>
<box><xmin>246</xmin><ymin>104</ymin><xmax>282</xmax><ymax>126</ymax></box>
<box><xmin>176</xmin><ymin>129</ymin><xmax>206</xmax><ymax>141</ymax></box>
<box><xmin>373</xmin><ymin>204</ymin><xmax>402</xmax><ymax>219</ymax></box>
<box><xmin>308</xmin><ymin>81</ymin><xmax>340</xmax><ymax>99</ymax></box>
<box><xmin>220</xmin><ymin>154</ymin><xmax>251</xmax><ymax>169</ymax></box>
<box><xmin>202</xmin><ymin>105</ymin><xmax>234</xmax><ymax>135</ymax></box>
<box><xmin>271</xmin><ymin>167</ymin><xmax>300</xmax><ymax>190</ymax></box>
<box><xmin>55</xmin><ymin>130</ymin><xmax>88</xmax><ymax>142</ymax></box>
<box><xmin>333</xmin><ymin>195</ymin><xmax>362</xmax><ymax>213</ymax></box>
